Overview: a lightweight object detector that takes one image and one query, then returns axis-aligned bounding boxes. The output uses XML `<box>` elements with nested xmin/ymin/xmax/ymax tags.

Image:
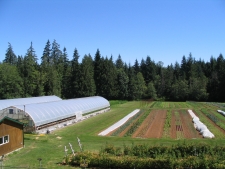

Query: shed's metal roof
<box><xmin>0</xmin><ymin>116</ymin><xmax>24</xmax><ymax>126</ymax></box>
<box><xmin>14</xmin><ymin>96</ymin><xmax>110</xmax><ymax>127</ymax></box>
<box><xmin>0</xmin><ymin>95</ymin><xmax>62</xmax><ymax>110</ymax></box>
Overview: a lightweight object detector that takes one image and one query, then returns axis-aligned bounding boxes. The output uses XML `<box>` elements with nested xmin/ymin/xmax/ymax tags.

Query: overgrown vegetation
<box><xmin>64</xmin><ymin>142</ymin><xmax>225</xmax><ymax>169</ymax></box>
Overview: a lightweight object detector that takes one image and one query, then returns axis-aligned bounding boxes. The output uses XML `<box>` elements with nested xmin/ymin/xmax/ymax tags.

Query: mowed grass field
<box><xmin>4</xmin><ymin>101</ymin><xmax>225</xmax><ymax>168</ymax></box>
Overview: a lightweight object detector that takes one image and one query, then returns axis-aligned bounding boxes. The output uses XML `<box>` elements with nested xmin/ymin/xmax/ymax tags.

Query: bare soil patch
<box><xmin>145</xmin><ymin>110</ymin><xmax>167</xmax><ymax>138</ymax></box>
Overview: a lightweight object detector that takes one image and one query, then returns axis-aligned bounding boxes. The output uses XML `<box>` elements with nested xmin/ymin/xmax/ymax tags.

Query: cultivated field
<box><xmin>106</xmin><ymin>101</ymin><xmax>225</xmax><ymax>139</ymax></box>
<box><xmin>4</xmin><ymin>101</ymin><xmax>225</xmax><ymax>168</ymax></box>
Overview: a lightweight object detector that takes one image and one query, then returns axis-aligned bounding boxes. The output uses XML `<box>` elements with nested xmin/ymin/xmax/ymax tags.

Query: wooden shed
<box><xmin>0</xmin><ymin>116</ymin><xmax>24</xmax><ymax>156</ymax></box>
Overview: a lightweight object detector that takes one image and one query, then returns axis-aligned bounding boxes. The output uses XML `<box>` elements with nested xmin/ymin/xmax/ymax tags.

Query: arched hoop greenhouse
<box><xmin>4</xmin><ymin>96</ymin><xmax>110</xmax><ymax>134</ymax></box>
<box><xmin>0</xmin><ymin>95</ymin><xmax>62</xmax><ymax>111</ymax></box>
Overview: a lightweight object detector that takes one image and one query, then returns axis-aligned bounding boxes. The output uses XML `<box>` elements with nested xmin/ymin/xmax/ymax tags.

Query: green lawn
<box><xmin>4</xmin><ymin>101</ymin><xmax>225</xmax><ymax>168</ymax></box>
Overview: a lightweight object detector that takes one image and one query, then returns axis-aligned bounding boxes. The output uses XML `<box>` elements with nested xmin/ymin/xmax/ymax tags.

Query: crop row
<box><xmin>174</xmin><ymin>111</ymin><xmax>184</xmax><ymax>139</ymax></box>
<box><xmin>194</xmin><ymin>110</ymin><xmax>225</xmax><ymax>139</ymax></box>
<box><xmin>111</xmin><ymin>110</ymin><xmax>144</xmax><ymax>136</ymax></box>
<box><xmin>135</xmin><ymin>111</ymin><xmax>157</xmax><ymax>138</ymax></box>
<box><xmin>150</xmin><ymin>102</ymin><xmax>197</xmax><ymax>109</ymax></box>
<box><xmin>201</xmin><ymin>109</ymin><xmax>225</xmax><ymax>131</ymax></box>
<box><xmin>162</xmin><ymin>110</ymin><xmax>171</xmax><ymax>138</ymax></box>
<box><xmin>124</xmin><ymin>109</ymin><xmax>151</xmax><ymax>137</ymax></box>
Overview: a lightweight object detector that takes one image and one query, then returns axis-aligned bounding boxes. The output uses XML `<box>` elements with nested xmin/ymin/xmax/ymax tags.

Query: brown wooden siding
<box><xmin>0</xmin><ymin>119</ymin><xmax>23</xmax><ymax>156</ymax></box>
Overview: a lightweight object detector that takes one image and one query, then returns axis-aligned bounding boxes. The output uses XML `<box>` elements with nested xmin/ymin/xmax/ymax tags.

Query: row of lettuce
<box><xmin>63</xmin><ymin>143</ymin><xmax>225</xmax><ymax>169</ymax></box>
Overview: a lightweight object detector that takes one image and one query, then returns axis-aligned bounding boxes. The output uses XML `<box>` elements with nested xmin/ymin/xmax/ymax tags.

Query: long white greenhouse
<box><xmin>5</xmin><ymin>96</ymin><xmax>110</xmax><ymax>133</ymax></box>
<box><xmin>0</xmin><ymin>95</ymin><xmax>62</xmax><ymax>111</ymax></box>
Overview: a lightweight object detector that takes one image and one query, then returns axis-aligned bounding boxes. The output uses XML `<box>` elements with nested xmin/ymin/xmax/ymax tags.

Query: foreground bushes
<box><xmin>63</xmin><ymin>143</ymin><xmax>225</xmax><ymax>169</ymax></box>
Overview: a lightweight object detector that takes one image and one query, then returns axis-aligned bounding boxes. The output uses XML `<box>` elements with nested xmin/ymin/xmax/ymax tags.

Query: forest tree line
<box><xmin>1</xmin><ymin>40</ymin><xmax>225</xmax><ymax>102</ymax></box>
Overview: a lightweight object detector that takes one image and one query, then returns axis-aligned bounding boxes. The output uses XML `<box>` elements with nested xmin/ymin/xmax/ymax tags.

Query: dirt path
<box><xmin>144</xmin><ymin>110</ymin><xmax>167</xmax><ymax>138</ymax></box>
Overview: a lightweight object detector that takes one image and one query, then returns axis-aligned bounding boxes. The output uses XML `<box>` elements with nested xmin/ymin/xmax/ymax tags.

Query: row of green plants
<box><xmin>194</xmin><ymin>110</ymin><xmax>225</xmax><ymax>139</ymax></box>
<box><xmin>201</xmin><ymin>108</ymin><xmax>225</xmax><ymax>132</ymax></box>
<box><xmin>162</xmin><ymin>110</ymin><xmax>171</xmax><ymax>138</ymax></box>
<box><xmin>139</xmin><ymin>100</ymin><xmax>153</xmax><ymax>108</ymax></box>
<box><xmin>111</xmin><ymin>110</ymin><xmax>144</xmax><ymax>136</ymax></box>
<box><xmin>152</xmin><ymin>101</ymin><xmax>163</xmax><ymax>108</ymax></box>
<box><xmin>205</xmin><ymin>112</ymin><xmax>220</xmax><ymax>124</ymax></box>
<box><xmin>135</xmin><ymin>110</ymin><xmax>156</xmax><ymax>138</ymax></box>
<box><xmin>124</xmin><ymin>109</ymin><xmax>151</xmax><ymax>137</ymax></box>
<box><xmin>149</xmin><ymin>101</ymin><xmax>156</xmax><ymax>108</ymax></box>
<box><xmin>63</xmin><ymin>142</ymin><xmax>225</xmax><ymax>169</ymax></box>
<box><xmin>150</xmin><ymin>101</ymin><xmax>200</xmax><ymax>109</ymax></box>
<box><xmin>205</xmin><ymin>102</ymin><xmax>225</xmax><ymax>109</ymax></box>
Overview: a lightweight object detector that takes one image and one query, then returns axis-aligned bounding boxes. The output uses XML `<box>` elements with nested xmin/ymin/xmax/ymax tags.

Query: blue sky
<box><xmin>0</xmin><ymin>0</ymin><xmax>224</xmax><ymax>66</ymax></box>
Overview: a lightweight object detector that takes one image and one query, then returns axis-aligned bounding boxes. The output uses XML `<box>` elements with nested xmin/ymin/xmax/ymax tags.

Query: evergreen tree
<box><xmin>180</xmin><ymin>55</ymin><xmax>187</xmax><ymax>80</ymax></box>
<box><xmin>141</xmin><ymin>56</ymin><xmax>156</xmax><ymax>84</ymax></box>
<box><xmin>128</xmin><ymin>64</ymin><xmax>136</xmax><ymax>100</ymax></box>
<box><xmin>41</xmin><ymin>40</ymin><xmax>61</xmax><ymax>96</ymax></box>
<box><xmin>115</xmin><ymin>54</ymin><xmax>124</xmax><ymax>69</ymax></box>
<box><xmin>41</xmin><ymin>40</ymin><xmax>51</xmax><ymax>95</ymax></box>
<box><xmin>173</xmin><ymin>61</ymin><xmax>180</xmax><ymax>80</ymax></box>
<box><xmin>207</xmin><ymin>56</ymin><xmax>219</xmax><ymax>101</ymax></box>
<box><xmin>17</xmin><ymin>55</ymin><xmax>24</xmax><ymax>81</ymax></box>
<box><xmin>104</xmin><ymin>56</ymin><xmax>117</xmax><ymax>99</ymax></box>
<box><xmin>60</xmin><ymin>47</ymin><xmax>71</xmax><ymax>98</ymax></box>
<box><xmin>164</xmin><ymin>65</ymin><xmax>174</xmax><ymax>99</ymax></box>
<box><xmin>80</xmin><ymin>54</ymin><xmax>96</xmax><ymax>97</ymax></box>
<box><xmin>133</xmin><ymin>59</ymin><xmax>140</xmax><ymax>74</ymax></box>
<box><xmin>70</xmin><ymin>48</ymin><xmax>81</xmax><ymax>98</ymax></box>
<box><xmin>155</xmin><ymin>61</ymin><xmax>165</xmax><ymax>99</ymax></box>
<box><xmin>94</xmin><ymin>49</ymin><xmax>103</xmax><ymax>96</ymax></box>
<box><xmin>145</xmin><ymin>82</ymin><xmax>157</xmax><ymax>100</ymax></box>
<box><xmin>4</xmin><ymin>43</ymin><xmax>17</xmax><ymax>65</ymax></box>
<box><xmin>41</xmin><ymin>40</ymin><xmax>51</xmax><ymax>70</ymax></box>
<box><xmin>116</xmin><ymin>68</ymin><xmax>129</xmax><ymax>99</ymax></box>
<box><xmin>51</xmin><ymin>39</ymin><xmax>62</xmax><ymax>65</ymax></box>
<box><xmin>216</xmin><ymin>54</ymin><xmax>225</xmax><ymax>101</ymax></box>
<box><xmin>0</xmin><ymin>63</ymin><xmax>23</xmax><ymax>99</ymax></box>
<box><xmin>23</xmin><ymin>42</ymin><xmax>41</xmax><ymax>96</ymax></box>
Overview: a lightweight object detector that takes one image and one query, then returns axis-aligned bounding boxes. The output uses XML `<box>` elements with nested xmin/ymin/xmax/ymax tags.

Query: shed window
<box><xmin>0</xmin><ymin>135</ymin><xmax>9</xmax><ymax>145</ymax></box>
<box><xmin>9</xmin><ymin>109</ymin><xmax>14</xmax><ymax>114</ymax></box>
<box><xmin>4</xmin><ymin>136</ymin><xmax>9</xmax><ymax>143</ymax></box>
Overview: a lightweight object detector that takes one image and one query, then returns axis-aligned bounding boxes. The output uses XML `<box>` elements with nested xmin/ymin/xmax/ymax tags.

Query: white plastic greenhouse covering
<box><xmin>98</xmin><ymin>109</ymin><xmax>140</xmax><ymax>136</ymax></box>
<box><xmin>188</xmin><ymin>110</ymin><xmax>215</xmax><ymax>138</ymax></box>
<box><xmin>13</xmin><ymin>96</ymin><xmax>109</xmax><ymax>127</ymax></box>
<box><xmin>0</xmin><ymin>95</ymin><xmax>62</xmax><ymax>111</ymax></box>
<box><xmin>217</xmin><ymin>110</ymin><xmax>225</xmax><ymax>116</ymax></box>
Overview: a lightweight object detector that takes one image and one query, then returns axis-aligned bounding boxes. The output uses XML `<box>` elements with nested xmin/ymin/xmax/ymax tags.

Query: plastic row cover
<box><xmin>98</xmin><ymin>109</ymin><xmax>140</xmax><ymax>136</ymax></box>
<box><xmin>0</xmin><ymin>95</ymin><xmax>62</xmax><ymax>110</ymax></box>
<box><xmin>188</xmin><ymin>110</ymin><xmax>214</xmax><ymax>138</ymax></box>
<box><xmin>15</xmin><ymin>96</ymin><xmax>110</xmax><ymax>127</ymax></box>
<box><xmin>217</xmin><ymin>110</ymin><xmax>225</xmax><ymax>116</ymax></box>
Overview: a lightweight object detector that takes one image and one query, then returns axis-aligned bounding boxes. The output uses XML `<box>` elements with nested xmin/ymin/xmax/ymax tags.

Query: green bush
<box><xmin>64</xmin><ymin>142</ymin><xmax>225</xmax><ymax>169</ymax></box>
